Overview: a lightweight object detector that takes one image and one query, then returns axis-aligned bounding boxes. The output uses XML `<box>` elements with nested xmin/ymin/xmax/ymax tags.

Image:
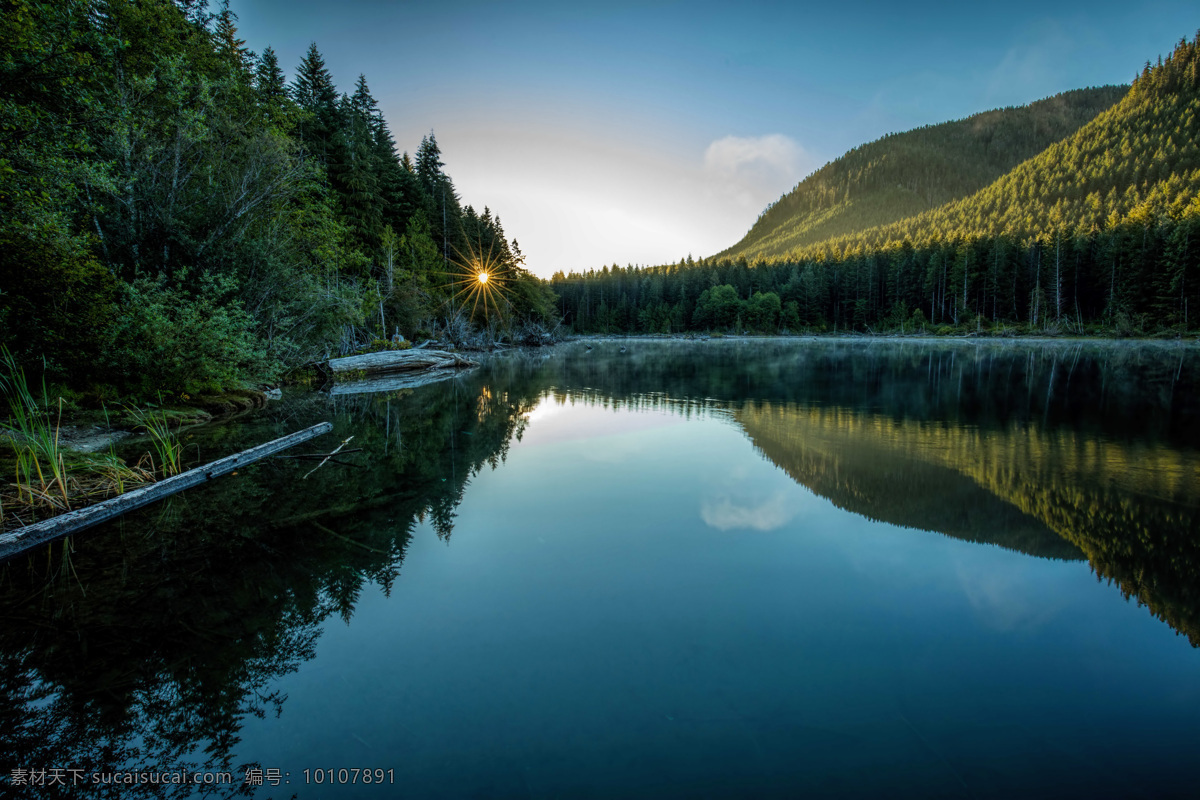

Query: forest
<box><xmin>552</xmin><ymin>35</ymin><xmax>1200</xmax><ymax>337</ymax></box>
<box><xmin>0</xmin><ymin>0</ymin><xmax>556</xmax><ymax>399</ymax></box>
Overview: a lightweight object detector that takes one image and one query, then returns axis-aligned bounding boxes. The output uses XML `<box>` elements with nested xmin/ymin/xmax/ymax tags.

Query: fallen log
<box><xmin>0</xmin><ymin>422</ymin><xmax>334</xmax><ymax>563</ymax></box>
<box><xmin>322</xmin><ymin>349</ymin><xmax>476</xmax><ymax>379</ymax></box>
<box><xmin>328</xmin><ymin>366</ymin><xmax>471</xmax><ymax>397</ymax></box>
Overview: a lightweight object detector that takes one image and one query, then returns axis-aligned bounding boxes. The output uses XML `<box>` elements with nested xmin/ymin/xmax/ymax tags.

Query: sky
<box><xmin>232</xmin><ymin>0</ymin><xmax>1199</xmax><ymax>277</ymax></box>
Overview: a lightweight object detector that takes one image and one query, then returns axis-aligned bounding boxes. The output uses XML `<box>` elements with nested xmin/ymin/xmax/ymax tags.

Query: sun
<box><xmin>441</xmin><ymin>233</ymin><xmax>512</xmax><ymax>322</ymax></box>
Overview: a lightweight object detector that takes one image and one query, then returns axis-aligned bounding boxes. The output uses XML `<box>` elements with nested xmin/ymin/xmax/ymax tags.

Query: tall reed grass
<box><xmin>1</xmin><ymin>348</ymin><xmax>70</xmax><ymax>518</ymax></box>
<box><xmin>126</xmin><ymin>402</ymin><xmax>183</xmax><ymax>477</ymax></box>
<box><xmin>0</xmin><ymin>349</ymin><xmax>164</xmax><ymax>529</ymax></box>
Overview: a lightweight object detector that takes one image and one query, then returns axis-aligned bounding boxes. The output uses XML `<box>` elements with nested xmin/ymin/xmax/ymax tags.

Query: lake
<box><xmin>3</xmin><ymin>338</ymin><xmax>1199</xmax><ymax>799</ymax></box>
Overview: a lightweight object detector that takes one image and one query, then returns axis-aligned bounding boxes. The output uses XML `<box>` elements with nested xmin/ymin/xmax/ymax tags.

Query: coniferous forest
<box><xmin>0</xmin><ymin>0</ymin><xmax>555</xmax><ymax>398</ymax></box>
<box><xmin>552</xmin><ymin>36</ymin><xmax>1200</xmax><ymax>338</ymax></box>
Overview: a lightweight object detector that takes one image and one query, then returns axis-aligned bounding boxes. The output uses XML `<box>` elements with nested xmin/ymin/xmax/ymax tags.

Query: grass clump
<box><xmin>126</xmin><ymin>402</ymin><xmax>183</xmax><ymax>477</ymax></box>
<box><xmin>0</xmin><ymin>349</ymin><xmax>180</xmax><ymax>530</ymax></box>
<box><xmin>1</xmin><ymin>347</ymin><xmax>71</xmax><ymax>521</ymax></box>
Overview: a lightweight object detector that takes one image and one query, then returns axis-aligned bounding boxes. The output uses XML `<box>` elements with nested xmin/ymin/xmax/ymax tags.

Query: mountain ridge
<box><xmin>719</xmin><ymin>86</ymin><xmax>1128</xmax><ymax>261</ymax></box>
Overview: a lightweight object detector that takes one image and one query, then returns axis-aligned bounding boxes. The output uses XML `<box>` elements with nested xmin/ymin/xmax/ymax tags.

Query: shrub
<box><xmin>104</xmin><ymin>271</ymin><xmax>269</xmax><ymax>397</ymax></box>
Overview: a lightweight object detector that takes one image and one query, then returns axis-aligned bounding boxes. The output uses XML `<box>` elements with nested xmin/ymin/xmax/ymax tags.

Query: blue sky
<box><xmin>232</xmin><ymin>0</ymin><xmax>1198</xmax><ymax>276</ymax></box>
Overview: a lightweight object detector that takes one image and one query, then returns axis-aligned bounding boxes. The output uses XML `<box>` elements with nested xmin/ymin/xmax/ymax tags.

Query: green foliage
<box><xmin>366</xmin><ymin>338</ymin><xmax>412</xmax><ymax>352</ymax></box>
<box><xmin>508</xmin><ymin>270</ymin><xmax>559</xmax><ymax>325</ymax></box>
<box><xmin>693</xmin><ymin>284</ymin><xmax>743</xmax><ymax>329</ymax></box>
<box><xmin>0</xmin><ymin>346</ymin><xmax>70</xmax><ymax>507</ymax></box>
<box><xmin>746</xmin><ymin>291</ymin><xmax>782</xmax><ymax>332</ymax></box>
<box><xmin>125</xmin><ymin>401</ymin><xmax>183</xmax><ymax>476</ymax></box>
<box><xmin>105</xmin><ymin>271</ymin><xmax>268</xmax><ymax>397</ymax></box>
<box><xmin>0</xmin><ymin>0</ymin><xmax>120</xmax><ymax>373</ymax></box>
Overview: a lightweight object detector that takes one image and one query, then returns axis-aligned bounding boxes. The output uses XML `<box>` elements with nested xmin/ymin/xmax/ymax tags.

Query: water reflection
<box><xmin>553</xmin><ymin>339</ymin><xmax>1200</xmax><ymax>643</ymax></box>
<box><xmin>0</xmin><ymin>377</ymin><xmax>539</xmax><ymax>797</ymax></box>
<box><xmin>1</xmin><ymin>338</ymin><xmax>1198</xmax><ymax>796</ymax></box>
<box><xmin>700</xmin><ymin>490</ymin><xmax>796</xmax><ymax>532</ymax></box>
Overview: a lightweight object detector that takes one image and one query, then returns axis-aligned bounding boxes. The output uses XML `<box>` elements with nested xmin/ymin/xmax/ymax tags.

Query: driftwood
<box><xmin>329</xmin><ymin>366</ymin><xmax>470</xmax><ymax>397</ymax></box>
<box><xmin>323</xmin><ymin>349</ymin><xmax>476</xmax><ymax>379</ymax></box>
<box><xmin>274</xmin><ymin>448</ymin><xmax>363</xmax><ymax>460</ymax></box>
<box><xmin>303</xmin><ymin>436</ymin><xmax>353</xmax><ymax>479</ymax></box>
<box><xmin>0</xmin><ymin>422</ymin><xmax>334</xmax><ymax>563</ymax></box>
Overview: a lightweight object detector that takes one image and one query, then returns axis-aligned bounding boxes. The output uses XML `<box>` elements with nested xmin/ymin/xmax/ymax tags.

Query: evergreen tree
<box><xmin>414</xmin><ymin>132</ymin><xmax>462</xmax><ymax>266</ymax></box>
<box><xmin>333</xmin><ymin>89</ymin><xmax>384</xmax><ymax>254</ymax></box>
<box><xmin>350</xmin><ymin>75</ymin><xmax>422</xmax><ymax>233</ymax></box>
<box><xmin>291</xmin><ymin>42</ymin><xmax>340</xmax><ymax>162</ymax></box>
<box><xmin>415</xmin><ymin>132</ymin><xmax>444</xmax><ymax>197</ymax></box>
<box><xmin>213</xmin><ymin>0</ymin><xmax>253</xmax><ymax>75</ymax></box>
<box><xmin>254</xmin><ymin>46</ymin><xmax>291</xmax><ymax>124</ymax></box>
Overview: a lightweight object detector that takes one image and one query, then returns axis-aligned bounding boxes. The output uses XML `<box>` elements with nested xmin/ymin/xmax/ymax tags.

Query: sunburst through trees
<box><xmin>442</xmin><ymin>217</ymin><xmax>515</xmax><ymax>325</ymax></box>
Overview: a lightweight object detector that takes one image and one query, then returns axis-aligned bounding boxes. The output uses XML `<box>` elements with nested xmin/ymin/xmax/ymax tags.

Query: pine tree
<box><xmin>254</xmin><ymin>46</ymin><xmax>290</xmax><ymax>124</ymax></box>
<box><xmin>333</xmin><ymin>88</ymin><xmax>383</xmax><ymax>253</ymax></box>
<box><xmin>414</xmin><ymin>132</ymin><xmax>462</xmax><ymax>266</ymax></box>
<box><xmin>348</xmin><ymin>75</ymin><xmax>422</xmax><ymax>234</ymax></box>
<box><xmin>415</xmin><ymin>132</ymin><xmax>444</xmax><ymax>197</ymax></box>
<box><xmin>213</xmin><ymin>0</ymin><xmax>253</xmax><ymax>75</ymax></box>
<box><xmin>291</xmin><ymin>42</ymin><xmax>340</xmax><ymax>162</ymax></box>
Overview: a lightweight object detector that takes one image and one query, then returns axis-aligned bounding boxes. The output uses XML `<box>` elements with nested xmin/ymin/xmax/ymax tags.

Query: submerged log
<box><xmin>0</xmin><ymin>422</ymin><xmax>334</xmax><ymax>563</ymax></box>
<box><xmin>323</xmin><ymin>349</ymin><xmax>476</xmax><ymax>379</ymax></box>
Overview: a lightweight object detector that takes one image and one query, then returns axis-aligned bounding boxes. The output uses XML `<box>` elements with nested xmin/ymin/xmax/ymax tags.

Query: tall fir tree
<box><xmin>415</xmin><ymin>132</ymin><xmax>444</xmax><ymax>197</ymax></box>
<box><xmin>253</xmin><ymin>46</ymin><xmax>291</xmax><ymax>125</ymax></box>
<box><xmin>291</xmin><ymin>42</ymin><xmax>341</xmax><ymax>163</ymax></box>
<box><xmin>333</xmin><ymin>85</ymin><xmax>384</xmax><ymax>254</ymax></box>
<box><xmin>213</xmin><ymin>0</ymin><xmax>253</xmax><ymax>76</ymax></box>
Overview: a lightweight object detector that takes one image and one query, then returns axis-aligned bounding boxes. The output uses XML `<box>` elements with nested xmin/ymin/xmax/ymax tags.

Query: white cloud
<box><xmin>955</xmin><ymin>559</ymin><xmax>1068</xmax><ymax>633</ymax></box>
<box><xmin>703</xmin><ymin>134</ymin><xmax>815</xmax><ymax>213</ymax></box>
<box><xmin>704</xmin><ymin>134</ymin><xmax>806</xmax><ymax>181</ymax></box>
<box><xmin>701</xmin><ymin>491</ymin><xmax>795</xmax><ymax>532</ymax></box>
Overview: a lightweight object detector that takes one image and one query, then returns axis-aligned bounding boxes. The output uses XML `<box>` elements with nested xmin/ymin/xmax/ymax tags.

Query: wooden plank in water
<box><xmin>0</xmin><ymin>421</ymin><xmax>334</xmax><ymax>563</ymax></box>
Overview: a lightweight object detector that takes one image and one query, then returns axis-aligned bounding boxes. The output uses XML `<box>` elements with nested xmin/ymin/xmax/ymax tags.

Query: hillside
<box><xmin>719</xmin><ymin>87</ymin><xmax>1127</xmax><ymax>261</ymax></box>
<box><xmin>768</xmin><ymin>34</ymin><xmax>1200</xmax><ymax>259</ymax></box>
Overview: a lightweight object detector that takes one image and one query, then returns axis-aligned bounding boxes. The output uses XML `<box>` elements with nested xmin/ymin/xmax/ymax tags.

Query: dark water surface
<box><xmin>3</xmin><ymin>339</ymin><xmax>1200</xmax><ymax>799</ymax></box>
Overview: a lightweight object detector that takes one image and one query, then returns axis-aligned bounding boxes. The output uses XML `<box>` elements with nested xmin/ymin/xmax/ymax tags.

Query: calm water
<box><xmin>3</xmin><ymin>339</ymin><xmax>1200</xmax><ymax>799</ymax></box>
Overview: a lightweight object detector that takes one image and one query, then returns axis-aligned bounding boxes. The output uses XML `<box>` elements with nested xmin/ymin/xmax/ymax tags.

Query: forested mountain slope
<box><xmin>771</xmin><ymin>35</ymin><xmax>1200</xmax><ymax>260</ymax></box>
<box><xmin>720</xmin><ymin>87</ymin><xmax>1126</xmax><ymax>261</ymax></box>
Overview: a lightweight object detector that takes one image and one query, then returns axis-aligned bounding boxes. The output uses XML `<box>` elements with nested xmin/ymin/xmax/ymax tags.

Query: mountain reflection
<box><xmin>1</xmin><ymin>339</ymin><xmax>1198</xmax><ymax>797</ymax></box>
<box><xmin>735</xmin><ymin>403</ymin><xmax>1082</xmax><ymax>559</ymax></box>
<box><xmin>544</xmin><ymin>339</ymin><xmax>1200</xmax><ymax>644</ymax></box>
<box><xmin>734</xmin><ymin>400</ymin><xmax>1200</xmax><ymax>643</ymax></box>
